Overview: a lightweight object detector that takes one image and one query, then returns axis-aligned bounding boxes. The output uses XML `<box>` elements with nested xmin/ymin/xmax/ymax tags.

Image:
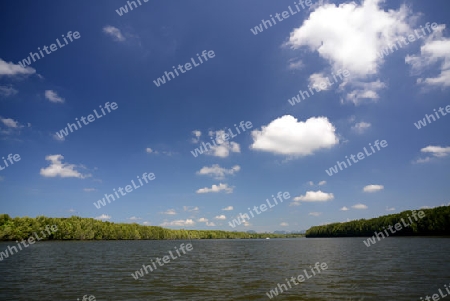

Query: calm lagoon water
<box><xmin>0</xmin><ymin>238</ymin><xmax>449</xmax><ymax>300</ymax></box>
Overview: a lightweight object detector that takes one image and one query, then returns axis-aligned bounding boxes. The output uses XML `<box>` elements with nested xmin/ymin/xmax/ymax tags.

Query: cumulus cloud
<box><xmin>0</xmin><ymin>116</ymin><xmax>22</xmax><ymax>129</ymax></box>
<box><xmin>421</xmin><ymin>145</ymin><xmax>450</xmax><ymax>157</ymax></box>
<box><xmin>0</xmin><ymin>58</ymin><xmax>36</xmax><ymax>76</ymax></box>
<box><xmin>198</xmin><ymin>217</ymin><xmax>208</xmax><ymax>222</ymax></box>
<box><xmin>95</xmin><ymin>214</ymin><xmax>111</xmax><ymax>220</ymax></box>
<box><xmin>352</xmin><ymin>203</ymin><xmax>368</xmax><ymax>209</ymax></box>
<box><xmin>40</xmin><ymin>154</ymin><xmax>91</xmax><ymax>178</ymax></box>
<box><xmin>191</xmin><ymin>130</ymin><xmax>201</xmax><ymax>143</ymax></box>
<box><xmin>222</xmin><ymin>206</ymin><xmax>233</xmax><ymax>211</ymax></box>
<box><xmin>45</xmin><ymin>90</ymin><xmax>65</xmax><ymax>103</ymax></box>
<box><xmin>352</xmin><ymin>122</ymin><xmax>371</xmax><ymax>134</ymax></box>
<box><xmin>309</xmin><ymin>73</ymin><xmax>332</xmax><ymax>91</ymax></box>
<box><xmin>196</xmin><ymin>183</ymin><xmax>234</xmax><ymax>194</ymax></box>
<box><xmin>386</xmin><ymin>207</ymin><xmax>396</xmax><ymax>211</ymax></box>
<box><xmin>250</xmin><ymin>115</ymin><xmax>338</xmax><ymax>156</ymax></box>
<box><xmin>414</xmin><ymin>145</ymin><xmax>450</xmax><ymax>163</ymax></box>
<box><xmin>197</xmin><ymin>164</ymin><xmax>240</xmax><ymax>180</ymax></box>
<box><xmin>215</xmin><ymin>215</ymin><xmax>226</xmax><ymax>220</ymax></box>
<box><xmin>161</xmin><ymin>209</ymin><xmax>177</xmax><ymax>215</ymax></box>
<box><xmin>340</xmin><ymin>206</ymin><xmax>349</xmax><ymax>211</ymax></box>
<box><xmin>129</xmin><ymin>216</ymin><xmax>142</xmax><ymax>221</ymax></box>
<box><xmin>280</xmin><ymin>222</ymin><xmax>289</xmax><ymax>226</ymax></box>
<box><xmin>406</xmin><ymin>24</ymin><xmax>450</xmax><ymax>88</ymax></box>
<box><xmin>103</xmin><ymin>25</ymin><xmax>125</xmax><ymax>41</ymax></box>
<box><xmin>363</xmin><ymin>184</ymin><xmax>384</xmax><ymax>193</ymax></box>
<box><xmin>206</xmin><ymin>130</ymin><xmax>241</xmax><ymax>158</ymax></box>
<box><xmin>285</xmin><ymin>0</ymin><xmax>414</xmax><ymax>105</ymax></box>
<box><xmin>206</xmin><ymin>222</ymin><xmax>216</xmax><ymax>227</ymax></box>
<box><xmin>292</xmin><ymin>190</ymin><xmax>334</xmax><ymax>203</ymax></box>
<box><xmin>160</xmin><ymin>219</ymin><xmax>195</xmax><ymax>227</ymax></box>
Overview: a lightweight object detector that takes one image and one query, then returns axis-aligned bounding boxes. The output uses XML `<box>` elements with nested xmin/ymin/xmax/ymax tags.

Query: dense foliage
<box><xmin>0</xmin><ymin>214</ymin><xmax>302</xmax><ymax>240</ymax></box>
<box><xmin>306</xmin><ymin>206</ymin><xmax>450</xmax><ymax>237</ymax></box>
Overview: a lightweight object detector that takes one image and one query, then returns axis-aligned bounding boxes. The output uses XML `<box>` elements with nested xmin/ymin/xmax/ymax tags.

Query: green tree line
<box><xmin>0</xmin><ymin>214</ymin><xmax>302</xmax><ymax>241</ymax></box>
<box><xmin>306</xmin><ymin>206</ymin><xmax>450</xmax><ymax>237</ymax></box>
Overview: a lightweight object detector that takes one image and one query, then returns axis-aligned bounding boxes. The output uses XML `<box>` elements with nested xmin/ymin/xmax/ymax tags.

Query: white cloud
<box><xmin>196</xmin><ymin>183</ymin><xmax>234</xmax><ymax>194</ymax></box>
<box><xmin>0</xmin><ymin>116</ymin><xmax>22</xmax><ymax>128</ymax></box>
<box><xmin>363</xmin><ymin>184</ymin><xmax>384</xmax><ymax>193</ymax></box>
<box><xmin>215</xmin><ymin>215</ymin><xmax>226</xmax><ymax>220</ymax></box>
<box><xmin>309</xmin><ymin>73</ymin><xmax>332</xmax><ymax>91</ymax></box>
<box><xmin>309</xmin><ymin>180</ymin><xmax>326</xmax><ymax>186</ymax></box>
<box><xmin>183</xmin><ymin>206</ymin><xmax>199</xmax><ymax>212</ymax></box>
<box><xmin>206</xmin><ymin>130</ymin><xmax>241</xmax><ymax>158</ymax></box>
<box><xmin>95</xmin><ymin>214</ymin><xmax>111</xmax><ymax>220</ymax></box>
<box><xmin>293</xmin><ymin>190</ymin><xmax>334</xmax><ymax>202</ymax></box>
<box><xmin>146</xmin><ymin>147</ymin><xmax>156</xmax><ymax>154</ymax></box>
<box><xmin>352</xmin><ymin>122</ymin><xmax>371</xmax><ymax>134</ymax></box>
<box><xmin>280</xmin><ymin>222</ymin><xmax>289</xmax><ymax>226</ymax></box>
<box><xmin>198</xmin><ymin>218</ymin><xmax>208</xmax><ymax>222</ymax></box>
<box><xmin>343</xmin><ymin>80</ymin><xmax>386</xmax><ymax>105</ymax></box>
<box><xmin>143</xmin><ymin>221</ymin><xmax>151</xmax><ymax>225</ymax></box>
<box><xmin>40</xmin><ymin>154</ymin><xmax>91</xmax><ymax>178</ymax></box>
<box><xmin>197</xmin><ymin>164</ymin><xmax>240</xmax><ymax>180</ymax></box>
<box><xmin>421</xmin><ymin>145</ymin><xmax>450</xmax><ymax>157</ymax></box>
<box><xmin>45</xmin><ymin>90</ymin><xmax>65</xmax><ymax>103</ymax></box>
<box><xmin>286</xmin><ymin>0</ymin><xmax>414</xmax><ymax>105</ymax></box>
<box><xmin>386</xmin><ymin>207</ymin><xmax>396</xmax><ymax>211</ymax></box>
<box><xmin>0</xmin><ymin>58</ymin><xmax>36</xmax><ymax>76</ymax></box>
<box><xmin>222</xmin><ymin>206</ymin><xmax>233</xmax><ymax>211</ymax></box>
<box><xmin>129</xmin><ymin>216</ymin><xmax>142</xmax><ymax>220</ymax></box>
<box><xmin>406</xmin><ymin>24</ymin><xmax>450</xmax><ymax>88</ymax></box>
<box><xmin>415</xmin><ymin>146</ymin><xmax>450</xmax><ymax>163</ymax></box>
<box><xmin>103</xmin><ymin>26</ymin><xmax>125</xmax><ymax>42</ymax></box>
<box><xmin>288</xmin><ymin>58</ymin><xmax>304</xmax><ymax>70</ymax></box>
<box><xmin>53</xmin><ymin>133</ymin><xmax>65</xmax><ymax>141</ymax></box>
<box><xmin>340</xmin><ymin>206</ymin><xmax>349</xmax><ymax>211</ymax></box>
<box><xmin>352</xmin><ymin>203</ymin><xmax>368</xmax><ymax>210</ymax></box>
<box><xmin>191</xmin><ymin>130</ymin><xmax>201</xmax><ymax>143</ymax></box>
<box><xmin>250</xmin><ymin>115</ymin><xmax>338</xmax><ymax>156</ymax></box>
<box><xmin>160</xmin><ymin>219</ymin><xmax>195</xmax><ymax>227</ymax></box>
<box><xmin>309</xmin><ymin>212</ymin><xmax>322</xmax><ymax>217</ymax></box>
<box><xmin>161</xmin><ymin>209</ymin><xmax>177</xmax><ymax>215</ymax></box>
<box><xmin>0</xmin><ymin>86</ymin><xmax>18</xmax><ymax>97</ymax></box>
<box><xmin>413</xmin><ymin>157</ymin><xmax>432</xmax><ymax>164</ymax></box>
<box><xmin>83</xmin><ymin>188</ymin><xmax>96</xmax><ymax>192</ymax></box>
<box><xmin>206</xmin><ymin>222</ymin><xmax>216</xmax><ymax>227</ymax></box>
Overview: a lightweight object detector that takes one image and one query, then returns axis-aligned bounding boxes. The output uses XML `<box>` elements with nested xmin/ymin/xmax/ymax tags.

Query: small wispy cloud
<box><xmin>102</xmin><ymin>25</ymin><xmax>125</xmax><ymax>42</ymax></box>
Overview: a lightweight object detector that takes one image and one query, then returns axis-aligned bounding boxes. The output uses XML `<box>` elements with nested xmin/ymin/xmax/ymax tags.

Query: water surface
<box><xmin>0</xmin><ymin>238</ymin><xmax>449</xmax><ymax>300</ymax></box>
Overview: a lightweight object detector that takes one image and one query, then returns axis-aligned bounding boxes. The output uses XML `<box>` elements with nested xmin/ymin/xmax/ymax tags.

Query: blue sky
<box><xmin>0</xmin><ymin>0</ymin><xmax>449</xmax><ymax>232</ymax></box>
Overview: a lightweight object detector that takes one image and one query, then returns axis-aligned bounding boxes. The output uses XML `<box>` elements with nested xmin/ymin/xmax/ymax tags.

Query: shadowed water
<box><xmin>0</xmin><ymin>238</ymin><xmax>449</xmax><ymax>300</ymax></box>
